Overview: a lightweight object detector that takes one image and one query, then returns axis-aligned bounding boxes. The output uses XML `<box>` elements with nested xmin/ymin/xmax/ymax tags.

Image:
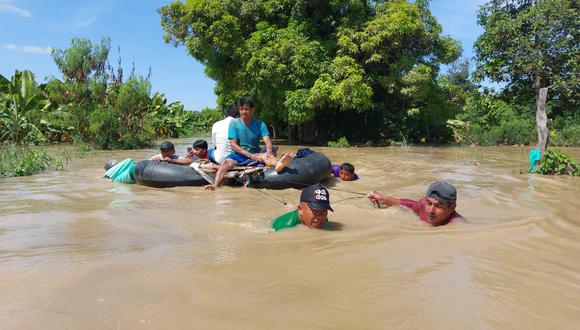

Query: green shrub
<box><xmin>552</xmin><ymin>124</ymin><xmax>580</xmax><ymax>146</ymax></box>
<box><xmin>551</xmin><ymin>115</ymin><xmax>580</xmax><ymax>146</ymax></box>
<box><xmin>327</xmin><ymin>136</ymin><xmax>351</xmax><ymax>148</ymax></box>
<box><xmin>455</xmin><ymin>94</ymin><xmax>536</xmax><ymax>145</ymax></box>
<box><xmin>0</xmin><ymin>145</ymin><xmax>68</xmax><ymax>177</ymax></box>
<box><xmin>537</xmin><ymin>149</ymin><xmax>579</xmax><ymax>176</ymax></box>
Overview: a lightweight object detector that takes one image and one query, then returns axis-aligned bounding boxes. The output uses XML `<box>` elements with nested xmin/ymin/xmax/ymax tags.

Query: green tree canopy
<box><xmin>47</xmin><ymin>37</ymin><xmax>158</xmax><ymax>149</ymax></box>
<box><xmin>160</xmin><ymin>0</ymin><xmax>461</xmax><ymax>143</ymax></box>
<box><xmin>474</xmin><ymin>0</ymin><xmax>579</xmax><ymax>110</ymax></box>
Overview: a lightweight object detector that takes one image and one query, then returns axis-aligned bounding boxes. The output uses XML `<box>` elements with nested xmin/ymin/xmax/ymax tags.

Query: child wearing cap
<box><xmin>366</xmin><ymin>181</ymin><xmax>462</xmax><ymax>226</ymax></box>
<box><xmin>149</xmin><ymin>141</ymin><xmax>180</xmax><ymax>161</ymax></box>
<box><xmin>272</xmin><ymin>183</ymin><xmax>334</xmax><ymax>231</ymax></box>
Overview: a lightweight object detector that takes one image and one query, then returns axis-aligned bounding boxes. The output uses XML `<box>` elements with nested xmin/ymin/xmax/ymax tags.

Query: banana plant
<box><xmin>0</xmin><ymin>70</ymin><xmax>50</xmax><ymax>144</ymax></box>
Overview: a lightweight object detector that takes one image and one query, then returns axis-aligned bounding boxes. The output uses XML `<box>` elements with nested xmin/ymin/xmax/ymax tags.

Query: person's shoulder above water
<box><xmin>272</xmin><ymin>209</ymin><xmax>300</xmax><ymax>231</ymax></box>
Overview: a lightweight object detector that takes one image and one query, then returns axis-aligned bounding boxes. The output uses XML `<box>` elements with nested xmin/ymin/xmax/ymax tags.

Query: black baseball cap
<box><xmin>426</xmin><ymin>181</ymin><xmax>457</xmax><ymax>205</ymax></box>
<box><xmin>160</xmin><ymin>141</ymin><xmax>175</xmax><ymax>150</ymax></box>
<box><xmin>300</xmin><ymin>183</ymin><xmax>334</xmax><ymax>212</ymax></box>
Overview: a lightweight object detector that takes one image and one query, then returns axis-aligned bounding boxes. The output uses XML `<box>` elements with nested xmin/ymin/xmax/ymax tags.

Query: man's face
<box><xmin>298</xmin><ymin>202</ymin><xmax>328</xmax><ymax>229</ymax></box>
<box><xmin>160</xmin><ymin>149</ymin><xmax>175</xmax><ymax>158</ymax></box>
<box><xmin>194</xmin><ymin>147</ymin><xmax>207</xmax><ymax>158</ymax></box>
<box><xmin>339</xmin><ymin>168</ymin><xmax>355</xmax><ymax>181</ymax></box>
<box><xmin>239</xmin><ymin>104</ymin><xmax>254</xmax><ymax>121</ymax></box>
<box><xmin>424</xmin><ymin>197</ymin><xmax>455</xmax><ymax>226</ymax></box>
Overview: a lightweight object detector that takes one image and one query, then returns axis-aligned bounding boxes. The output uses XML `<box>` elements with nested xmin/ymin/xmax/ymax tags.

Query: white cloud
<box><xmin>0</xmin><ymin>3</ymin><xmax>32</xmax><ymax>17</ymax></box>
<box><xmin>3</xmin><ymin>44</ymin><xmax>52</xmax><ymax>54</ymax></box>
<box><xmin>74</xmin><ymin>16</ymin><xmax>97</xmax><ymax>29</ymax></box>
<box><xmin>22</xmin><ymin>45</ymin><xmax>52</xmax><ymax>54</ymax></box>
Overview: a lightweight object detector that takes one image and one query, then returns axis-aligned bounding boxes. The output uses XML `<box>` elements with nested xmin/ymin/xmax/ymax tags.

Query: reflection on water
<box><xmin>0</xmin><ymin>143</ymin><xmax>579</xmax><ymax>329</ymax></box>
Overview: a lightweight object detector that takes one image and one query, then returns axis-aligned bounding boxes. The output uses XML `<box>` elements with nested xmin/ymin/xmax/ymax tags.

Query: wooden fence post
<box><xmin>536</xmin><ymin>87</ymin><xmax>549</xmax><ymax>154</ymax></box>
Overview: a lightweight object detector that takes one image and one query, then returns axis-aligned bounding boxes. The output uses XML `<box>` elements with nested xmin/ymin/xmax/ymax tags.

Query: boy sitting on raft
<box><xmin>272</xmin><ymin>183</ymin><xmax>334</xmax><ymax>231</ymax></box>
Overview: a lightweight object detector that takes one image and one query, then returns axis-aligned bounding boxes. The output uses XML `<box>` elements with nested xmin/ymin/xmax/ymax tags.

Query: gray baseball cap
<box><xmin>426</xmin><ymin>181</ymin><xmax>457</xmax><ymax>205</ymax></box>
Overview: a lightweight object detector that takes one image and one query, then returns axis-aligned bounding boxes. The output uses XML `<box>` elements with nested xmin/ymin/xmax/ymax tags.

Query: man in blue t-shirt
<box><xmin>205</xmin><ymin>97</ymin><xmax>274</xmax><ymax>190</ymax></box>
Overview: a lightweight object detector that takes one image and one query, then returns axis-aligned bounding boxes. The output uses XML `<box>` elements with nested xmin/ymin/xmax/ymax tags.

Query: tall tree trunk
<box><xmin>288</xmin><ymin>124</ymin><xmax>295</xmax><ymax>143</ymax></box>
<box><xmin>536</xmin><ymin>87</ymin><xmax>549</xmax><ymax>153</ymax></box>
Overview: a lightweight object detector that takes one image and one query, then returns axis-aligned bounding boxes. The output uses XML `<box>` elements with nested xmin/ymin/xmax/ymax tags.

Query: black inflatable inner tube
<box><xmin>134</xmin><ymin>160</ymin><xmax>207</xmax><ymax>188</ymax></box>
<box><xmin>248</xmin><ymin>152</ymin><xmax>331</xmax><ymax>189</ymax></box>
<box><xmin>134</xmin><ymin>152</ymin><xmax>331</xmax><ymax>189</ymax></box>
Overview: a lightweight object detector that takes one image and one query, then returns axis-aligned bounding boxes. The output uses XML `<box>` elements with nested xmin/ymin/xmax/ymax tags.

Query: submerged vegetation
<box><xmin>327</xmin><ymin>137</ymin><xmax>351</xmax><ymax>148</ymax></box>
<box><xmin>0</xmin><ymin>145</ymin><xmax>68</xmax><ymax>177</ymax></box>
<box><xmin>537</xmin><ymin>149</ymin><xmax>579</xmax><ymax>176</ymax></box>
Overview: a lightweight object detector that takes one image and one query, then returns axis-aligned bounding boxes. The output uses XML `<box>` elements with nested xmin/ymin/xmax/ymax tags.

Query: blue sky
<box><xmin>0</xmin><ymin>0</ymin><xmax>487</xmax><ymax>110</ymax></box>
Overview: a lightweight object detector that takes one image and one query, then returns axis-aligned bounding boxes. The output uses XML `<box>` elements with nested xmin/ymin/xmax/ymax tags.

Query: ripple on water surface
<box><xmin>0</xmin><ymin>146</ymin><xmax>579</xmax><ymax>329</ymax></box>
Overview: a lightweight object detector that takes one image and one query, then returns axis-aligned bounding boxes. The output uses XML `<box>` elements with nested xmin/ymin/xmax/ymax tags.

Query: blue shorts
<box><xmin>207</xmin><ymin>149</ymin><xmax>217</xmax><ymax>164</ymax></box>
<box><xmin>226</xmin><ymin>153</ymin><xmax>260</xmax><ymax>166</ymax></box>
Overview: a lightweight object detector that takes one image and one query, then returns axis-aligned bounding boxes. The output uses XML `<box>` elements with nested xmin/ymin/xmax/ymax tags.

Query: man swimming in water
<box><xmin>366</xmin><ymin>181</ymin><xmax>462</xmax><ymax>226</ymax></box>
<box><xmin>272</xmin><ymin>183</ymin><xmax>334</xmax><ymax>231</ymax></box>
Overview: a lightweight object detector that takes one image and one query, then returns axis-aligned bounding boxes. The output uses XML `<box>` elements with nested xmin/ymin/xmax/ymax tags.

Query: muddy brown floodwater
<box><xmin>1</xmin><ymin>141</ymin><xmax>579</xmax><ymax>329</ymax></box>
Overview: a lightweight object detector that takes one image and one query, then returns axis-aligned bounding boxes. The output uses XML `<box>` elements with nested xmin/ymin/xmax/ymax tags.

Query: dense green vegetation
<box><xmin>159</xmin><ymin>0</ymin><xmax>577</xmax><ymax>146</ymax></box>
<box><xmin>0</xmin><ymin>37</ymin><xmax>221</xmax><ymax>149</ymax></box>
<box><xmin>160</xmin><ymin>0</ymin><xmax>462</xmax><ymax>144</ymax></box>
<box><xmin>1</xmin><ymin>1</ymin><xmax>577</xmax><ymax>178</ymax></box>
<box><xmin>469</xmin><ymin>0</ymin><xmax>579</xmax><ymax>147</ymax></box>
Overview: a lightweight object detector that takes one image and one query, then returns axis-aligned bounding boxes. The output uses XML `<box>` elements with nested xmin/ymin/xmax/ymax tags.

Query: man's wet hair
<box><xmin>237</xmin><ymin>97</ymin><xmax>255</xmax><ymax>108</ymax></box>
<box><xmin>340</xmin><ymin>162</ymin><xmax>355</xmax><ymax>174</ymax></box>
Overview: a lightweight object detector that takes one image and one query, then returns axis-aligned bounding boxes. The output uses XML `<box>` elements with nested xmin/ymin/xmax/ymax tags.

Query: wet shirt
<box><xmin>272</xmin><ymin>209</ymin><xmax>301</xmax><ymax>231</ymax></box>
<box><xmin>331</xmin><ymin>164</ymin><xmax>359</xmax><ymax>180</ymax></box>
<box><xmin>399</xmin><ymin>197</ymin><xmax>461</xmax><ymax>225</ymax></box>
<box><xmin>228</xmin><ymin>118</ymin><xmax>270</xmax><ymax>154</ymax></box>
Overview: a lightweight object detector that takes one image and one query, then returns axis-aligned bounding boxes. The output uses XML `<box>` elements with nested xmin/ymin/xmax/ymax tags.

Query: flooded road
<box><xmin>1</xmin><ymin>142</ymin><xmax>579</xmax><ymax>329</ymax></box>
